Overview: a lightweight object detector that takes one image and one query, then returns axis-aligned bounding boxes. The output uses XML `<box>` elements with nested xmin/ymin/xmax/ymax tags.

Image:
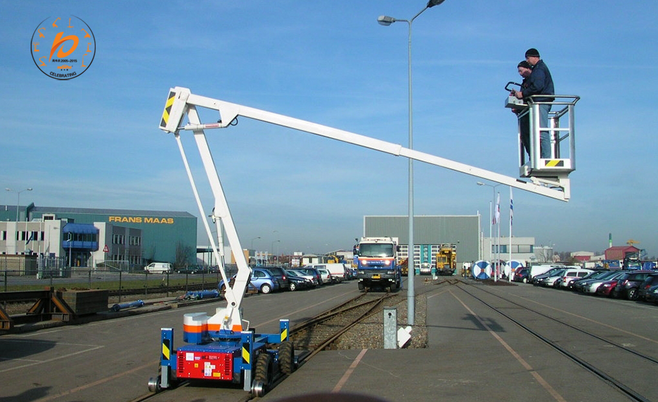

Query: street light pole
<box><xmin>378</xmin><ymin>0</ymin><xmax>446</xmax><ymax>327</ymax></box>
<box><xmin>5</xmin><ymin>187</ymin><xmax>33</xmax><ymax>222</ymax></box>
<box><xmin>251</xmin><ymin>236</ymin><xmax>260</xmax><ymax>250</ymax></box>
<box><xmin>6</xmin><ymin>187</ymin><xmax>33</xmax><ymax>255</ymax></box>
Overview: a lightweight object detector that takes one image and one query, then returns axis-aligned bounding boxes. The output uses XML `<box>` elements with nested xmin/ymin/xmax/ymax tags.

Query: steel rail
<box><xmin>458</xmin><ymin>283</ymin><xmax>653</xmax><ymax>402</ymax></box>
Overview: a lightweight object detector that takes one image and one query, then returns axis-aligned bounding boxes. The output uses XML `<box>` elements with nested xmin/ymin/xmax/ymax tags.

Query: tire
<box><xmin>279</xmin><ymin>341</ymin><xmax>295</xmax><ymax>375</ymax></box>
<box><xmin>627</xmin><ymin>288</ymin><xmax>638</xmax><ymax>300</ymax></box>
<box><xmin>260</xmin><ymin>283</ymin><xmax>272</xmax><ymax>294</ymax></box>
<box><xmin>254</xmin><ymin>353</ymin><xmax>273</xmax><ymax>385</ymax></box>
<box><xmin>289</xmin><ymin>282</ymin><xmax>297</xmax><ymax>291</ymax></box>
<box><xmin>357</xmin><ymin>282</ymin><xmax>365</xmax><ymax>291</ymax></box>
<box><xmin>522</xmin><ymin>277</ymin><xmax>527</xmax><ymax>283</ymax></box>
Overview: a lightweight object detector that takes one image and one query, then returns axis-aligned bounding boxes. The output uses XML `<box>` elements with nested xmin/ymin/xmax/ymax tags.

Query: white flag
<box><xmin>494</xmin><ymin>192</ymin><xmax>501</xmax><ymax>225</ymax></box>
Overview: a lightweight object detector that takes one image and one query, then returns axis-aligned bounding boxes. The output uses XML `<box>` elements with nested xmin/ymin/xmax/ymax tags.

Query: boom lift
<box><xmin>505</xmin><ymin>82</ymin><xmax>580</xmax><ymax>192</ymax></box>
<box><xmin>150</xmin><ymin>85</ymin><xmax>579</xmax><ymax>394</ymax></box>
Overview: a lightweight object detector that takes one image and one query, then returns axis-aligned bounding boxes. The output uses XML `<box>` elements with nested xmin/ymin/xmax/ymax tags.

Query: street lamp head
<box><xmin>427</xmin><ymin>0</ymin><xmax>446</xmax><ymax>7</ymax></box>
<box><xmin>27</xmin><ymin>188</ymin><xmax>33</xmax><ymax>192</ymax></box>
<box><xmin>377</xmin><ymin>15</ymin><xmax>396</xmax><ymax>26</ymax></box>
<box><xmin>476</xmin><ymin>182</ymin><xmax>485</xmax><ymax>186</ymax></box>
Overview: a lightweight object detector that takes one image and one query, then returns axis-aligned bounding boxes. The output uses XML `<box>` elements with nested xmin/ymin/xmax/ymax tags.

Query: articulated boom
<box><xmin>161</xmin><ymin>86</ymin><xmax>576</xmax><ymax>202</ymax></box>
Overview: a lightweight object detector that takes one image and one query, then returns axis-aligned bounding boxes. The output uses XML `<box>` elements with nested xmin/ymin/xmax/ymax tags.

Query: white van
<box><xmin>529</xmin><ymin>264</ymin><xmax>563</xmax><ymax>281</ymax></box>
<box><xmin>144</xmin><ymin>262</ymin><xmax>173</xmax><ymax>274</ymax></box>
<box><xmin>308</xmin><ymin>263</ymin><xmax>347</xmax><ymax>282</ymax></box>
<box><xmin>558</xmin><ymin>268</ymin><xmax>594</xmax><ymax>289</ymax></box>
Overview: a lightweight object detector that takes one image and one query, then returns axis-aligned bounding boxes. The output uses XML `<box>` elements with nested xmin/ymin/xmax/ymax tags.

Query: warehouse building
<box><xmin>1</xmin><ymin>204</ymin><xmax>196</xmax><ymax>270</ymax></box>
<box><xmin>363</xmin><ymin>215</ymin><xmax>537</xmax><ymax>268</ymax></box>
<box><xmin>363</xmin><ymin>215</ymin><xmax>480</xmax><ymax>268</ymax></box>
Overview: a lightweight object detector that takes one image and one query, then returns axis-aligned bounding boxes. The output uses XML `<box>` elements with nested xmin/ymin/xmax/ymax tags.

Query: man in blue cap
<box><xmin>510</xmin><ymin>48</ymin><xmax>554</xmax><ymax>158</ymax></box>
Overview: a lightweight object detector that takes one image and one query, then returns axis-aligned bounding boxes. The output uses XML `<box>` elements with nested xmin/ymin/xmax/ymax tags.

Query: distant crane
<box><xmin>627</xmin><ymin>239</ymin><xmax>640</xmax><ymax>246</ymax></box>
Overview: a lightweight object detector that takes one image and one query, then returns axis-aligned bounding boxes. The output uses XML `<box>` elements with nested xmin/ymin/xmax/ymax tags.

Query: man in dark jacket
<box><xmin>512</xmin><ymin>60</ymin><xmax>533</xmax><ymax>160</ymax></box>
<box><xmin>511</xmin><ymin>48</ymin><xmax>554</xmax><ymax>158</ymax></box>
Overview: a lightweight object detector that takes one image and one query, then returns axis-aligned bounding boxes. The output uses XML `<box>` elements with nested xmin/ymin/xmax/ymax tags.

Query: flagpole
<box><xmin>494</xmin><ymin>191</ymin><xmax>500</xmax><ymax>282</ymax></box>
<box><xmin>509</xmin><ymin>187</ymin><xmax>513</xmax><ymax>282</ymax></box>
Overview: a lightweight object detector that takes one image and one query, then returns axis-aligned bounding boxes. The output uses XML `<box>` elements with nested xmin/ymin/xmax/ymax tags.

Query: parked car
<box><xmin>612</xmin><ymin>270</ymin><xmax>655</xmax><ymax>300</ymax></box>
<box><xmin>286</xmin><ymin>272</ymin><xmax>312</xmax><ymax>291</ymax></box>
<box><xmin>261</xmin><ymin>266</ymin><xmax>290</xmax><ymax>290</ymax></box>
<box><xmin>219</xmin><ymin>267</ymin><xmax>280</xmax><ymax>295</ymax></box>
<box><xmin>596</xmin><ymin>273</ymin><xmax>628</xmax><ymax>297</ymax></box>
<box><xmin>299</xmin><ymin>267</ymin><xmax>324</xmax><ymax>285</ymax></box>
<box><xmin>644</xmin><ymin>284</ymin><xmax>658</xmax><ymax>304</ymax></box>
<box><xmin>317</xmin><ymin>268</ymin><xmax>332</xmax><ymax>284</ymax></box>
<box><xmin>538</xmin><ymin>269</ymin><xmax>566</xmax><ymax>287</ymax></box>
<box><xmin>554</xmin><ymin>268</ymin><xmax>594</xmax><ymax>289</ymax></box>
<box><xmin>532</xmin><ymin>267</ymin><xmax>565</xmax><ymax>285</ymax></box>
<box><xmin>306</xmin><ymin>263</ymin><xmax>348</xmax><ymax>282</ymax></box>
<box><xmin>528</xmin><ymin>265</ymin><xmax>564</xmax><ymax>282</ymax></box>
<box><xmin>637</xmin><ymin>274</ymin><xmax>658</xmax><ymax>301</ymax></box>
<box><xmin>571</xmin><ymin>270</ymin><xmax>613</xmax><ymax>292</ymax></box>
<box><xmin>512</xmin><ymin>268</ymin><xmax>530</xmax><ymax>283</ymax></box>
<box><xmin>287</xmin><ymin>269</ymin><xmax>319</xmax><ymax>287</ymax></box>
<box><xmin>580</xmin><ymin>271</ymin><xmax>626</xmax><ymax>294</ymax></box>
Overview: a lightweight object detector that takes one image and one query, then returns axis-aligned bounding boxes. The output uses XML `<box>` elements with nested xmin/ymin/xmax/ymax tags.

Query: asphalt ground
<box><xmin>1</xmin><ymin>276</ymin><xmax>657</xmax><ymax>402</ymax></box>
<box><xmin>259</xmin><ymin>278</ymin><xmax>658</xmax><ymax>402</ymax></box>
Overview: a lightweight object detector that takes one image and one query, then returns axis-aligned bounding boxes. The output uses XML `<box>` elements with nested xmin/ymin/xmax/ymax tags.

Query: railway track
<box><xmin>456</xmin><ymin>281</ymin><xmax>658</xmax><ymax>402</ymax></box>
<box><xmin>290</xmin><ymin>292</ymin><xmax>394</xmax><ymax>361</ymax></box>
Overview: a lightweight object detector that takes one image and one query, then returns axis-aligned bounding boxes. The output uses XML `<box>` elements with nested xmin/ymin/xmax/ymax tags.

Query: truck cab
<box><xmin>354</xmin><ymin>237</ymin><xmax>401</xmax><ymax>291</ymax></box>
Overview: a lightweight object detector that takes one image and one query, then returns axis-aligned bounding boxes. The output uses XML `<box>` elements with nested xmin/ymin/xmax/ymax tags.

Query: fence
<box><xmin>0</xmin><ymin>266</ymin><xmax>237</xmax><ymax>299</ymax></box>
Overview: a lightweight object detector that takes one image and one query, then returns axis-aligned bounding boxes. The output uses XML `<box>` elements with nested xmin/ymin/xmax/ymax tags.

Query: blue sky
<box><xmin>2</xmin><ymin>1</ymin><xmax>657</xmax><ymax>257</ymax></box>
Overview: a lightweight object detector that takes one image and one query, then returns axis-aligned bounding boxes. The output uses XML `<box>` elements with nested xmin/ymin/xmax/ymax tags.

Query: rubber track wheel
<box><xmin>279</xmin><ymin>341</ymin><xmax>295</xmax><ymax>375</ymax></box>
<box><xmin>254</xmin><ymin>353</ymin><xmax>272</xmax><ymax>385</ymax></box>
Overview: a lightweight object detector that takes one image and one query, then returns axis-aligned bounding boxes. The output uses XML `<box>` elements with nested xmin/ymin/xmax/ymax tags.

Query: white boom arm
<box><xmin>162</xmin><ymin>87</ymin><xmax>572</xmax><ymax>201</ymax></box>
<box><xmin>159</xmin><ymin>86</ymin><xmax>573</xmax><ymax>329</ymax></box>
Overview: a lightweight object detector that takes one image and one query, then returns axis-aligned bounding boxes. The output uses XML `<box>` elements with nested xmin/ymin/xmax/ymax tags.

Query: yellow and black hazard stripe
<box><xmin>242</xmin><ymin>341</ymin><xmax>250</xmax><ymax>365</ymax></box>
<box><xmin>162</xmin><ymin>338</ymin><xmax>171</xmax><ymax>361</ymax></box>
<box><xmin>280</xmin><ymin>326</ymin><xmax>288</xmax><ymax>343</ymax></box>
<box><xmin>544</xmin><ymin>160</ymin><xmax>564</xmax><ymax>167</ymax></box>
<box><xmin>160</xmin><ymin>91</ymin><xmax>176</xmax><ymax>129</ymax></box>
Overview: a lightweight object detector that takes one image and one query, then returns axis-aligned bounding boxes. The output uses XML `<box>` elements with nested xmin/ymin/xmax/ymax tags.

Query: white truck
<box><xmin>354</xmin><ymin>237</ymin><xmax>401</xmax><ymax>291</ymax></box>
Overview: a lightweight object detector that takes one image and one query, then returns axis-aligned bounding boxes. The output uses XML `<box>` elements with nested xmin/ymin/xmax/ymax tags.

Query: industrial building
<box><xmin>1</xmin><ymin>204</ymin><xmax>196</xmax><ymax>270</ymax></box>
<box><xmin>363</xmin><ymin>215</ymin><xmax>480</xmax><ymax>268</ymax></box>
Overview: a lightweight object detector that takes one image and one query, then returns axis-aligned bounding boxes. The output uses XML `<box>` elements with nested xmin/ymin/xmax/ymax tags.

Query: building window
<box><xmin>128</xmin><ymin>235</ymin><xmax>141</xmax><ymax>246</ymax></box>
<box><xmin>112</xmin><ymin>234</ymin><xmax>125</xmax><ymax>245</ymax></box>
<box><xmin>1</xmin><ymin>231</ymin><xmax>6</xmax><ymax>241</ymax></box>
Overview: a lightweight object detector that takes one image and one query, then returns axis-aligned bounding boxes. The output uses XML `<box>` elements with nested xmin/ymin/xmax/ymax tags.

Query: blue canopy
<box><xmin>63</xmin><ymin>223</ymin><xmax>98</xmax><ymax>234</ymax></box>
